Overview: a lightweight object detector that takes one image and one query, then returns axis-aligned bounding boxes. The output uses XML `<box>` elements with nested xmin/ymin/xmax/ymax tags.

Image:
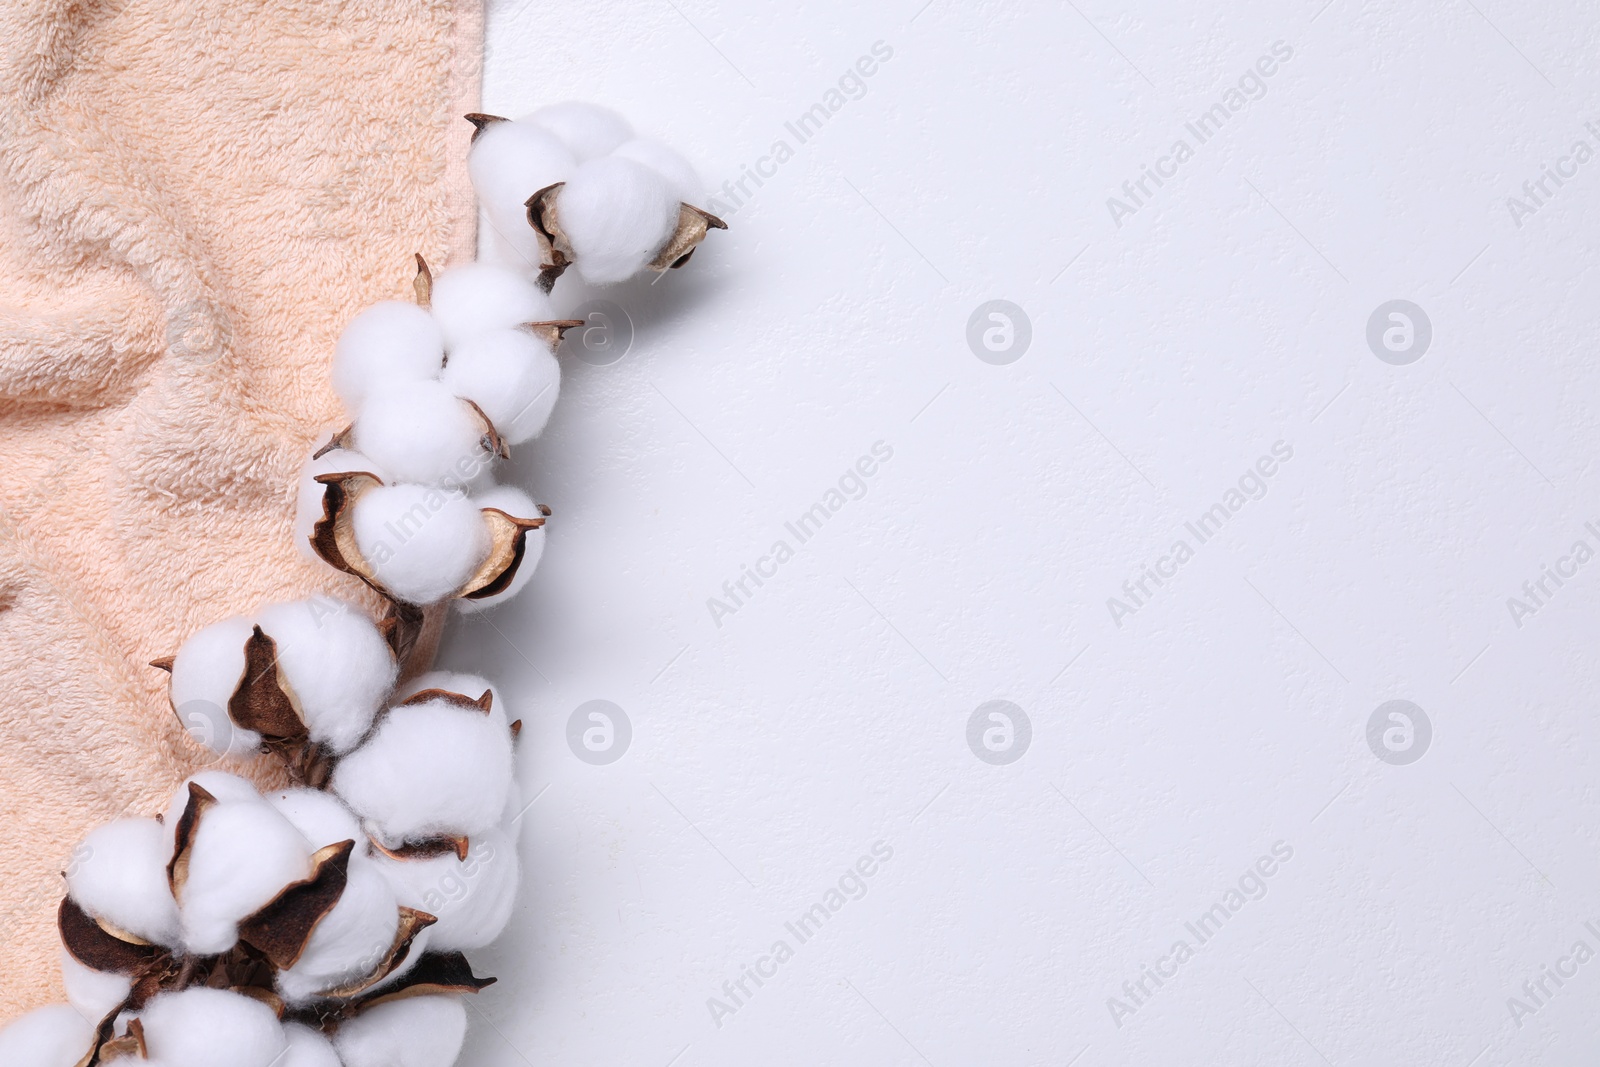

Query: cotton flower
<box><xmin>276</xmin><ymin>860</ymin><xmax>400</xmax><ymax>1005</ymax></box>
<box><xmin>350</xmin><ymin>380</ymin><xmax>501</xmax><ymax>488</ymax></box>
<box><xmin>333</xmin><ymin>995</ymin><xmax>467</xmax><ymax>1067</ymax></box>
<box><xmin>280</xmin><ymin>1023</ymin><xmax>343</xmax><ymax>1067</ymax></box>
<box><xmin>467</xmin><ymin>118</ymin><xmax>576</xmax><ymax>272</ymax></box>
<box><xmin>332</xmin><ymin>693</ymin><xmax>514</xmax><ymax>846</ymax></box>
<box><xmin>552</xmin><ymin>156</ymin><xmax>681</xmax><ymax>285</ymax></box>
<box><xmin>351</xmin><ymin>483</ymin><xmax>492</xmax><ymax>604</ymax></box>
<box><xmin>612</xmin><ymin>137</ymin><xmax>704</xmax><ymax>204</ymax></box>
<box><xmin>58</xmin><ymin>948</ymin><xmax>132</xmax><ymax>1023</ymax></box>
<box><xmin>332</xmin><ymin>301</ymin><xmax>445</xmax><ymax>412</ymax></box>
<box><xmin>170</xmin><ymin>787</ymin><xmax>314</xmax><ymax>955</ymax></box>
<box><xmin>0</xmin><ymin>1004</ymin><xmax>93</xmax><ymax>1067</ymax></box>
<box><xmin>266</xmin><ymin>787</ymin><xmax>365</xmax><ymax>853</ymax></box>
<box><xmin>457</xmin><ymin>485</ymin><xmax>546</xmax><ymax>612</ymax></box>
<box><xmin>168</xmin><ymin>615</ymin><xmax>260</xmax><ymax>757</ymax></box>
<box><xmin>370</xmin><ymin>828</ymin><xmax>519</xmax><ymax>951</ymax></box>
<box><xmin>440</xmin><ymin>327</ymin><xmax>560</xmax><ymax>445</ymax></box>
<box><xmin>254</xmin><ymin>598</ymin><xmax>396</xmax><ymax>754</ymax></box>
<box><xmin>524</xmin><ymin>101</ymin><xmax>633</xmax><ymax>162</ymax></box>
<box><xmin>64</xmin><ymin>817</ymin><xmax>180</xmax><ymax>947</ymax></box>
<box><xmin>138</xmin><ymin>987</ymin><xmax>288</xmax><ymax>1067</ymax></box>
<box><xmin>429</xmin><ymin>263</ymin><xmax>551</xmax><ymax>350</ymax></box>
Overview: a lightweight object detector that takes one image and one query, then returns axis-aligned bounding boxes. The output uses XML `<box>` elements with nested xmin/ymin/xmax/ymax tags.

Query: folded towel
<box><xmin>0</xmin><ymin>0</ymin><xmax>481</xmax><ymax>1016</ymax></box>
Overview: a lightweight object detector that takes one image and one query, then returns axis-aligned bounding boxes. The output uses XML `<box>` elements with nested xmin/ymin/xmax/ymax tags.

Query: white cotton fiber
<box><xmin>178</xmin><ymin>802</ymin><xmax>313</xmax><ymax>955</ymax></box>
<box><xmin>280</xmin><ymin>1023</ymin><xmax>343</xmax><ymax>1067</ymax></box>
<box><xmin>351</xmin><ymin>380</ymin><xmax>496</xmax><ymax>488</ymax></box>
<box><xmin>612</xmin><ymin>137</ymin><xmax>703</xmax><ymax>204</ymax></box>
<box><xmin>266</xmin><ymin>788</ymin><xmax>363</xmax><ymax>853</ymax></box>
<box><xmin>277</xmin><ymin>861</ymin><xmax>400</xmax><ymax>1005</ymax></box>
<box><xmin>332</xmin><ymin>697</ymin><xmax>514</xmax><ymax>845</ymax></box>
<box><xmin>428</xmin><ymin>264</ymin><xmax>551</xmax><ymax>350</ymax></box>
<box><xmin>557</xmin><ymin>156</ymin><xmax>681</xmax><ymax>285</ymax></box>
<box><xmin>254</xmin><ymin>598</ymin><xmax>396</xmax><ymax>754</ymax></box>
<box><xmin>0</xmin><ymin>1004</ymin><xmax>93</xmax><ymax>1067</ymax></box>
<box><xmin>469</xmin><ymin>120</ymin><xmax>576</xmax><ymax>272</ymax></box>
<box><xmin>333</xmin><ymin>995</ymin><xmax>467</xmax><ymax>1067</ymax></box>
<box><xmin>332</xmin><ymin>301</ymin><xmax>445</xmax><ymax>412</ymax></box>
<box><xmin>138</xmin><ymin>987</ymin><xmax>287</xmax><ymax>1067</ymax></box>
<box><xmin>169</xmin><ymin>615</ymin><xmax>260</xmax><ymax>757</ymax></box>
<box><xmin>525</xmin><ymin>101</ymin><xmax>633</xmax><ymax>161</ymax></box>
<box><xmin>65</xmin><ymin>817</ymin><xmax>180</xmax><ymax>946</ymax></box>
<box><xmin>440</xmin><ymin>327</ymin><xmax>559</xmax><ymax>445</ymax></box>
<box><xmin>294</xmin><ymin>446</ymin><xmax>389</xmax><ymax>562</ymax></box>
<box><xmin>370</xmin><ymin>828</ymin><xmax>519</xmax><ymax>951</ymax></box>
<box><xmin>352</xmin><ymin>485</ymin><xmax>491</xmax><ymax>605</ymax></box>
<box><xmin>59</xmin><ymin>949</ymin><xmax>132</xmax><ymax>1024</ymax></box>
<box><xmin>396</xmin><ymin>669</ymin><xmax>505</xmax><ymax>727</ymax></box>
<box><xmin>457</xmin><ymin>485</ymin><xmax>545</xmax><ymax>614</ymax></box>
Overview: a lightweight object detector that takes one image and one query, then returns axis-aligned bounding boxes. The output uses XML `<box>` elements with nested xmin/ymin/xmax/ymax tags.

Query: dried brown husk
<box><xmin>648</xmin><ymin>203</ymin><xmax>729</xmax><ymax>272</ymax></box>
<box><xmin>353</xmin><ymin>951</ymin><xmax>496</xmax><ymax>1010</ymax></box>
<box><xmin>412</xmin><ymin>252</ymin><xmax>433</xmax><ymax>308</ymax></box>
<box><xmin>369</xmin><ymin>834</ymin><xmax>471</xmax><ymax>863</ymax></box>
<box><xmin>523</xmin><ymin>182</ymin><xmax>572</xmax><ymax>293</ymax></box>
<box><xmin>166</xmin><ymin>782</ymin><xmax>218</xmax><ymax>901</ymax></box>
<box><xmin>236</xmin><ymin>841</ymin><xmax>355</xmax><ymax>970</ymax></box>
<box><xmin>308</xmin><ymin>470</ymin><xmax>385</xmax><ymax>589</ymax></box>
<box><xmin>457</xmin><ymin>507</ymin><xmax>547</xmax><ymax>600</ymax></box>
<box><xmin>58</xmin><ymin>898</ymin><xmax>169</xmax><ymax>976</ymax></box>
<box><xmin>396</xmin><ymin>688</ymin><xmax>493</xmax><ymax>714</ymax></box>
<box><xmin>463</xmin><ymin>112</ymin><xmax>508</xmax><ymax>141</ymax></box>
<box><xmin>520</xmin><ymin>319</ymin><xmax>586</xmax><ymax>349</ymax></box>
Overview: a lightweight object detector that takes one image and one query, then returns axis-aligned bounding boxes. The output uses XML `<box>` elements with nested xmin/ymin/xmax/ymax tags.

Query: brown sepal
<box><xmin>510</xmin><ymin>719</ymin><xmax>523</xmax><ymax>740</ymax></box>
<box><xmin>229</xmin><ymin>626</ymin><xmax>308</xmax><ymax>745</ymax></box>
<box><xmin>648</xmin><ymin>204</ymin><xmax>729</xmax><ymax>272</ymax></box>
<box><xmin>310</xmin><ymin>423</ymin><xmax>356</xmax><ymax>460</ymax></box>
<box><xmin>312</xmin><ymin>906</ymin><xmax>437</xmax><ymax>999</ymax></box>
<box><xmin>520</xmin><ymin>319</ymin><xmax>586</xmax><ymax>349</ymax></box>
<box><xmin>461</xmin><ymin>397</ymin><xmax>510</xmax><ymax>460</ymax></box>
<box><xmin>355</xmin><ymin>951</ymin><xmax>496</xmax><ymax>1010</ymax></box>
<box><xmin>397</xmin><ymin>688</ymin><xmax>493</xmax><ymax>714</ymax></box>
<box><xmin>148</xmin><ymin>656</ymin><xmax>174</xmax><ymax>673</ymax></box>
<box><xmin>236</xmin><ymin>841</ymin><xmax>355</xmax><ymax>970</ymax></box>
<box><xmin>58</xmin><ymin>898</ymin><xmax>168</xmax><ymax>975</ymax></box>
<box><xmin>369</xmin><ymin>833</ymin><xmax>471</xmax><ymax>862</ymax></box>
<box><xmin>309</xmin><ymin>471</ymin><xmax>385</xmax><ymax>588</ymax></box>
<box><xmin>524</xmin><ymin>182</ymin><xmax>571</xmax><ymax>293</ymax></box>
<box><xmin>413</xmin><ymin>253</ymin><xmax>433</xmax><ymax>308</ymax></box>
<box><xmin>457</xmin><ymin>507</ymin><xmax>547</xmax><ymax>600</ymax></box>
<box><xmin>464</xmin><ymin>112</ymin><xmax>508</xmax><ymax>140</ymax></box>
<box><xmin>167</xmin><ymin>783</ymin><xmax>218</xmax><ymax>900</ymax></box>
<box><xmin>96</xmin><ymin>1018</ymin><xmax>146</xmax><ymax>1062</ymax></box>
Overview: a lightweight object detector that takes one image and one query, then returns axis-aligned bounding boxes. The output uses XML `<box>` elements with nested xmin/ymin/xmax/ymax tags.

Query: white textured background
<box><xmin>446</xmin><ymin>1</ymin><xmax>1600</xmax><ymax>1063</ymax></box>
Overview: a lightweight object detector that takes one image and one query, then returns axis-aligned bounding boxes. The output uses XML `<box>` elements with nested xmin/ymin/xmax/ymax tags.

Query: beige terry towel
<box><xmin>0</xmin><ymin>0</ymin><xmax>481</xmax><ymax>1017</ymax></box>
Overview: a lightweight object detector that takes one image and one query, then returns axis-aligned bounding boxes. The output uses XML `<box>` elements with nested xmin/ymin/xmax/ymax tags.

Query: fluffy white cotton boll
<box><xmin>0</xmin><ymin>1004</ymin><xmax>93</xmax><ymax>1067</ymax></box>
<box><xmin>525</xmin><ymin>101</ymin><xmax>633</xmax><ymax>162</ymax></box>
<box><xmin>457</xmin><ymin>485</ymin><xmax>544</xmax><ymax>614</ymax></box>
<box><xmin>469</xmin><ymin>121</ymin><xmax>576</xmax><ymax>272</ymax></box>
<box><xmin>59</xmin><ymin>950</ymin><xmax>132</xmax><ymax>1024</ymax></box>
<box><xmin>371</xmin><ymin>828</ymin><xmax>519</xmax><ymax>951</ymax></box>
<box><xmin>558</xmin><ymin>157</ymin><xmax>680</xmax><ymax>285</ymax></box>
<box><xmin>333</xmin><ymin>698</ymin><xmax>514</xmax><ymax>845</ymax></box>
<box><xmin>280</xmin><ymin>1023</ymin><xmax>343</xmax><ymax>1067</ymax></box>
<box><xmin>429</xmin><ymin>264</ymin><xmax>551</xmax><ymax>350</ymax></box>
<box><xmin>351</xmin><ymin>380</ymin><xmax>495</xmax><ymax>488</ymax></box>
<box><xmin>334</xmin><ymin>995</ymin><xmax>467</xmax><ymax>1067</ymax></box>
<box><xmin>352</xmin><ymin>485</ymin><xmax>490</xmax><ymax>605</ymax></box>
<box><xmin>266</xmin><ymin>788</ymin><xmax>363</xmax><ymax>854</ymax></box>
<box><xmin>178</xmin><ymin>803</ymin><xmax>313</xmax><ymax>955</ymax></box>
<box><xmin>170</xmin><ymin>615</ymin><xmax>260</xmax><ymax>757</ymax></box>
<box><xmin>332</xmin><ymin>302</ymin><xmax>445</xmax><ymax>412</ymax></box>
<box><xmin>440</xmin><ymin>327</ymin><xmax>559</xmax><ymax>445</ymax></box>
<box><xmin>254</xmin><ymin>598</ymin><xmax>396</xmax><ymax>754</ymax></box>
<box><xmin>162</xmin><ymin>771</ymin><xmax>268</xmax><ymax>853</ymax></box>
<box><xmin>294</xmin><ymin>446</ymin><xmax>389</xmax><ymax>561</ymax></box>
<box><xmin>139</xmin><ymin>988</ymin><xmax>287</xmax><ymax>1067</ymax></box>
<box><xmin>277</xmin><ymin>861</ymin><xmax>400</xmax><ymax>1005</ymax></box>
<box><xmin>65</xmin><ymin>818</ymin><xmax>180</xmax><ymax>946</ymax></box>
<box><xmin>612</xmin><ymin>137</ymin><xmax>703</xmax><ymax>204</ymax></box>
